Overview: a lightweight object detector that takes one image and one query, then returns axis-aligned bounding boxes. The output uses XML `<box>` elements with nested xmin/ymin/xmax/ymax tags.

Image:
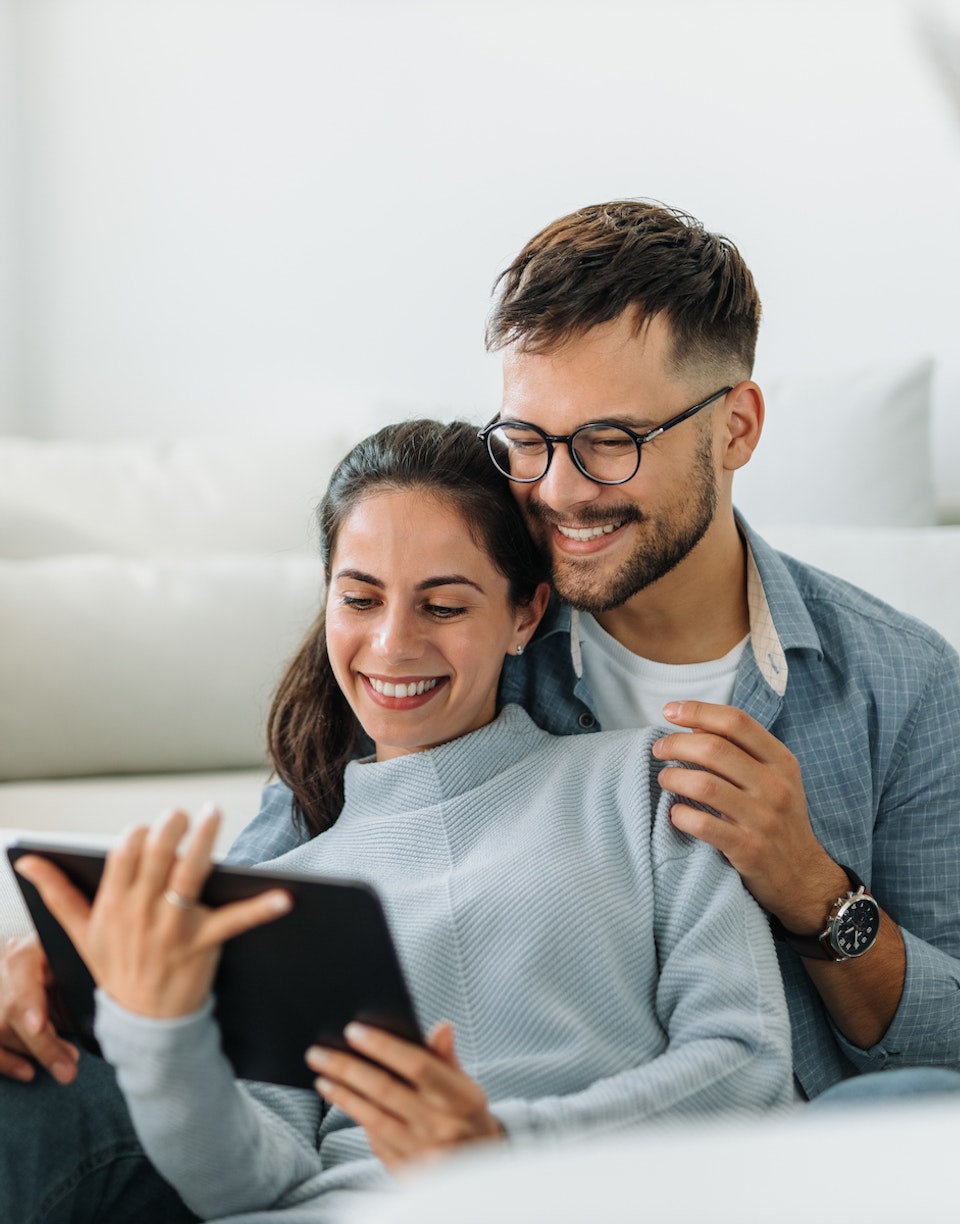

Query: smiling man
<box><xmin>488</xmin><ymin>199</ymin><xmax>960</xmax><ymax>1103</ymax></box>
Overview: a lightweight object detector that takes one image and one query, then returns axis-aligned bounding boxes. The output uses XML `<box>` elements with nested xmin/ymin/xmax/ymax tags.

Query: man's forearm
<box><xmin>802</xmin><ymin>910</ymin><xmax>905</xmax><ymax>1051</ymax></box>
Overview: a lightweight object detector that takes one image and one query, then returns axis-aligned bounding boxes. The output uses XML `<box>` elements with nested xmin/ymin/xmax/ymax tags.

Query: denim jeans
<box><xmin>0</xmin><ymin>1048</ymin><xmax>198</xmax><ymax>1224</ymax></box>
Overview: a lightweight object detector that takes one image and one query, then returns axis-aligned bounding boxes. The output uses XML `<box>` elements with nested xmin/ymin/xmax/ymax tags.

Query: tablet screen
<box><xmin>7</xmin><ymin>842</ymin><xmax>424</xmax><ymax>1089</ymax></box>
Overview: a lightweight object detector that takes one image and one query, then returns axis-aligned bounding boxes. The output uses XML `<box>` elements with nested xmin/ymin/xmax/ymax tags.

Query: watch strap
<box><xmin>770</xmin><ymin>864</ymin><xmax>867</xmax><ymax>961</ymax></box>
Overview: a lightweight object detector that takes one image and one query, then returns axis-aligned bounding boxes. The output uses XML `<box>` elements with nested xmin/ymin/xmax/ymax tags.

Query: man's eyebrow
<box><xmin>500</xmin><ymin>412</ymin><xmax>655</xmax><ymax>431</ymax></box>
<box><xmin>332</xmin><ymin>569</ymin><xmax>484</xmax><ymax>594</ymax></box>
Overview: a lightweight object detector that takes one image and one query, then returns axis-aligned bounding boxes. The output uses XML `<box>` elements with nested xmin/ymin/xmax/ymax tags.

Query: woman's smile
<box><xmin>362</xmin><ymin>674</ymin><xmax>448</xmax><ymax>705</ymax></box>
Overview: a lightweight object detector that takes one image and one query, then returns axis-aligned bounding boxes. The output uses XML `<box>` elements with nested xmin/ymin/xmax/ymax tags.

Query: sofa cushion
<box><xmin>0</xmin><ymin>554</ymin><xmax>323</xmax><ymax>780</ymax></box>
<box><xmin>734</xmin><ymin>357</ymin><xmax>936</xmax><ymax>527</ymax></box>
<box><xmin>0</xmin><ymin>434</ymin><xmax>356</xmax><ymax>557</ymax></box>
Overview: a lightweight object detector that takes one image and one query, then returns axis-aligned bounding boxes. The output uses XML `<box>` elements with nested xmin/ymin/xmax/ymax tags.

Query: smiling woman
<box><xmin>323</xmin><ymin>488</ymin><xmax>547</xmax><ymax>763</ymax></box>
<box><xmin>0</xmin><ymin>420</ymin><xmax>794</xmax><ymax>1224</ymax></box>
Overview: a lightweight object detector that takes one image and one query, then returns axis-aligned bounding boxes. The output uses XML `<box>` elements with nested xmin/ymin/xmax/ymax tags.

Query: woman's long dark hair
<box><xmin>267</xmin><ymin>419</ymin><xmax>548</xmax><ymax>837</ymax></box>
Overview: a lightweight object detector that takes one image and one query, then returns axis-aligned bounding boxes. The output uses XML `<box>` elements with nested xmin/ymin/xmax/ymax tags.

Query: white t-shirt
<box><xmin>579</xmin><ymin>612</ymin><xmax>748</xmax><ymax>731</ymax></box>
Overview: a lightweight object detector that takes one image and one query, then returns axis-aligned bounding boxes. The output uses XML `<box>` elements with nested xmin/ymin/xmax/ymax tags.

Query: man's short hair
<box><xmin>485</xmin><ymin>199</ymin><xmax>761</xmax><ymax>380</ymax></box>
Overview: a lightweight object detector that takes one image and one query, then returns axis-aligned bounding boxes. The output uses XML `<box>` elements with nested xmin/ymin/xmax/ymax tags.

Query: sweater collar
<box><xmin>341</xmin><ymin>704</ymin><xmax>547</xmax><ymax>816</ymax></box>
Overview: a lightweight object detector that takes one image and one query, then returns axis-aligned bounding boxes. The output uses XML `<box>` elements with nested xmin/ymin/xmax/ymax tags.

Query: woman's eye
<box><xmin>427</xmin><ymin>604</ymin><xmax>467</xmax><ymax>619</ymax></box>
<box><xmin>341</xmin><ymin>594</ymin><xmax>377</xmax><ymax>610</ymax></box>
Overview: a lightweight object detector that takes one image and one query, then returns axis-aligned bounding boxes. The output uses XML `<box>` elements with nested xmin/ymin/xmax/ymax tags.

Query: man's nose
<box><xmin>534</xmin><ymin>441</ymin><xmax>602</xmax><ymax>511</ymax></box>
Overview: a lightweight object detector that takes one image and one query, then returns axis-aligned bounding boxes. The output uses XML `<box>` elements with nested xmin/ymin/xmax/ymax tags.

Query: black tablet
<box><xmin>6</xmin><ymin>841</ymin><xmax>424</xmax><ymax>1090</ymax></box>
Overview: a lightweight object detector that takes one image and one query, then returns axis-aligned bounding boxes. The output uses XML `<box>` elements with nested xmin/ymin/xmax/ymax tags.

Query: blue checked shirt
<box><xmin>229</xmin><ymin>517</ymin><xmax>960</xmax><ymax>1100</ymax></box>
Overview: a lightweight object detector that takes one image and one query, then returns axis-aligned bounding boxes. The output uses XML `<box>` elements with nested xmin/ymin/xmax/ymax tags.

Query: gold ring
<box><xmin>163</xmin><ymin>888</ymin><xmax>198</xmax><ymax>911</ymax></box>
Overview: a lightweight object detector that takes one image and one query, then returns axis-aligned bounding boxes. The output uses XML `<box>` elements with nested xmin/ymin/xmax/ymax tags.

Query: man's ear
<box><xmin>516</xmin><ymin>581</ymin><xmax>551</xmax><ymax>644</ymax></box>
<box><xmin>720</xmin><ymin>380</ymin><xmax>764</xmax><ymax>472</ymax></box>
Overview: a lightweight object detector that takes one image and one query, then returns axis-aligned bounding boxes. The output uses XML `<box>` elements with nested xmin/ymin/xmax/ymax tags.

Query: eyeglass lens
<box><xmin>486</xmin><ymin>423</ymin><xmax>639</xmax><ymax>483</ymax></box>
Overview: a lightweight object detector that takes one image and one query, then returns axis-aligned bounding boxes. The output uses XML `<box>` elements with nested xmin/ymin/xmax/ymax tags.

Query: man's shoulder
<box><xmin>746</xmin><ymin>523</ymin><xmax>956</xmax><ymax>668</ymax></box>
<box><xmin>779</xmin><ymin>548</ymin><xmax>952</xmax><ymax>661</ymax></box>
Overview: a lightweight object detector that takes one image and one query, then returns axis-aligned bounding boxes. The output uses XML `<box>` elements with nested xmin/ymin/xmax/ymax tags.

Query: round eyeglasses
<box><xmin>479</xmin><ymin>387</ymin><xmax>732</xmax><ymax>485</ymax></box>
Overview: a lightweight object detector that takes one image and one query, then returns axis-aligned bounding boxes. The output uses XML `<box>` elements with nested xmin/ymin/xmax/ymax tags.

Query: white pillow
<box><xmin>0</xmin><ymin>555</ymin><xmax>323</xmax><ymax>780</ymax></box>
<box><xmin>0</xmin><ymin>434</ymin><xmax>359</xmax><ymax>558</ymax></box>
<box><xmin>734</xmin><ymin>358</ymin><xmax>936</xmax><ymax>527</ymax></box>
<box><xmin>753</xmin><ymin>523</ymin><xmax>960</xmax><ymax>655</ymax></box>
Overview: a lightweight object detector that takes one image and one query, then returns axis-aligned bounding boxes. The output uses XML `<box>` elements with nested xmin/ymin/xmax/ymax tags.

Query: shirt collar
<box><xmin>532</xmin><ymin>513</ymin><xmax>823</xmax><ymax>699</ymax></box>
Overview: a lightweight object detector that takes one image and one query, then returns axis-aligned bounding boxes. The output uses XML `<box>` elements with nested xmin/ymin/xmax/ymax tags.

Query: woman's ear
<box><xmin>515</xmin><ymin>581</ymin><xmax>551</xmax><ymax>646</ymax></box>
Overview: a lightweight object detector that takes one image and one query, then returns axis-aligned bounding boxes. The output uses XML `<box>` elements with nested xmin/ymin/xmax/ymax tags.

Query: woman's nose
<box><xmin>373</xmin><ymin>609</ymin><xmax>423</xmax><ymax>661</ymax></box>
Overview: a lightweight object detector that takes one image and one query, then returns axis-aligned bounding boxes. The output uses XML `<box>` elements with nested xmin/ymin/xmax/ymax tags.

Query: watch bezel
<box><xmin>823</xmin><ymin>889</ymin><xmax>881</xmax><ymax>960</ymax></box>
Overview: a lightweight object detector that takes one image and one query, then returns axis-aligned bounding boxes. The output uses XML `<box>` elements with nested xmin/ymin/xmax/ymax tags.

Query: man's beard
<box><xmin>524</xmin><ymin>436</ymin><xmax>719</xmax><ymax>614</ymax></box>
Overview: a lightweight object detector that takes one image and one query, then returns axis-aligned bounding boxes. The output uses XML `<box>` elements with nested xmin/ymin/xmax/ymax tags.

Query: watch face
<box><xmin>832</xmin><ymin>896</ymin><xmax>880</xmax><ymax>958</ymax></box>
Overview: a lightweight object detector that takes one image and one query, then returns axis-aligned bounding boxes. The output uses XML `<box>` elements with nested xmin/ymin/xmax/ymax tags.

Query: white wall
<box><xmin>6</xmin><ymin>0</ymin><xmax>960</xmax><ymax>502</ymax></box>
<box><xmin>0</xmin><ymin>0</ymin><xmax>17</xmax><ymax>433</ymax></box>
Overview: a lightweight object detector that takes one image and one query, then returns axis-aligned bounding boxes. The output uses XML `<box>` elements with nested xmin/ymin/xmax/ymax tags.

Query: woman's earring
<box><xmin>516</xmin><ymin>643</ymin><xmax>525</xmax><ymax>656</ymax></box>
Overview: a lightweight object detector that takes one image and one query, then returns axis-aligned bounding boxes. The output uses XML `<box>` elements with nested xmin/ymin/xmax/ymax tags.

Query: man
<box><xmin>2</xmin><ymin>201</ymin><xmax>958</xmax><ymax>1108</ymax></box>
<box><xmin>485</xmin><ymin>199</ymin><xmax>960</xmax><ymax>1101</ymax></box>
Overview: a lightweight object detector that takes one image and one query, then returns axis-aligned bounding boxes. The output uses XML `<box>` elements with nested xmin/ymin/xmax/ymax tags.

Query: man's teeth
<box><xmin>557</xmin><ymin>521</ymin><xmax>623</xmax><ymax>541</ymax></box>
<box><xmin>369</xmin><ymin>677</ymin><xmax>440</xmax><ymax>698</ymax></box>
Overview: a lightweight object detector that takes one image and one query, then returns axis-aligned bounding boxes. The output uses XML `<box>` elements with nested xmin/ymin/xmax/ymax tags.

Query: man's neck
<box><xmin>592</xmin><ymin>512</ymin><xmax>749</xmax><ymax>665</ymax></box>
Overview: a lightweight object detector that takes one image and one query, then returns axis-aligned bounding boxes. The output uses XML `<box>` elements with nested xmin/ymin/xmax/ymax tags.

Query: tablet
<box><xmin>6</xmin><ymin>841</ymin><xmax>424</xmax><ymax>1090</ymax></box>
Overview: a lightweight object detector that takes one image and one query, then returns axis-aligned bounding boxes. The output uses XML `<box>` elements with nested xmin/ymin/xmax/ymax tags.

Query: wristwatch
<box><xmin>771</xmin><ymin>865</ymin><xmax>881</xmax><ymax>962</ymax></box>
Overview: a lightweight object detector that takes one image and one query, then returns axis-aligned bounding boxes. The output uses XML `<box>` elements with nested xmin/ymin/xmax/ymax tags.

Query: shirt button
<box><xmin>578</xmin><ymin>713</ymin><xmax>596</xmax><ymax>729</ymax></box>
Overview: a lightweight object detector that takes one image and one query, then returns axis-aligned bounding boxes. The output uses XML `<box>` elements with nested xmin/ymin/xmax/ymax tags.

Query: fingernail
<box><xmin>305</xmin><ymin>1046</ymin><xmax>327</xmax><ymax>1069</ymax></box>
<box><xmin>24</xmin><ymin>1008</ymin><xmax>44</xmax><ymax>1036</ymax></box>
<box><xmin>12</xmin><ymin>1063</ymin><xmax>35</xmax><ymax>1083</ymax></box>
<box><xmin>662</xmin><ymin>702</ymin><xmax>680</xmax><ymax>719</ymax></box>
<box><xmin>52</xmin><ymin>1058</ymin><xmax>75</xmax><ymax>1083</ymax></box>
<box><xmin>269</xmin><ymin>891</ymin><xmax>292</xmax><ymax>913</ymax></box>
<box><xmin>652</xmin><ymin>738</ymin><xmax>665</xmax><ymax>754</ymax></box>
<box><xmin>344</xmin><ymin>1022</ymin><xmax>369</xmax><ymax>1044</ymax></box>
<box><xmin>198</xmin><ymin>802</ymin><xmax>221</xmax><ymax>822</ymax></box>
<box><xmin>314</xmin><ymin>1076</ymin><xmax>333</xmax><ymax>1096</ymax></box>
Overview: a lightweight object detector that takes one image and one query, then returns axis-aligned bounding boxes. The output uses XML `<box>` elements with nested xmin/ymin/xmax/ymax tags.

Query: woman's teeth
<box><xmin>369</xmin><ymin>677</ymin><xmax>440</xmax><ymax>698</ymax></box>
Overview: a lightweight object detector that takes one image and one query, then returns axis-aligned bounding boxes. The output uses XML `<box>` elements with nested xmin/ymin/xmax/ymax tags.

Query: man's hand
<box><xmin>651</xmin><ymin>700</ymin><xmax>849</xmax><ymax>931</ymax></box>
<box><xmin>0</xmin><ymin>932</ymin><xmax>80</xmax><ymax>1084</ymax></box>
<box><xmin>306</xmin><ymin>1021</ymin><xmax>503</xmax><ymax>1172</ymax></box>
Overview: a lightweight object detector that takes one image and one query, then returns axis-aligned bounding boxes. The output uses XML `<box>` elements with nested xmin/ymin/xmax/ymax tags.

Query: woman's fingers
<box><xmin>14</xmin><ymin>857</ymin><xmax>94</xmax><ymax>951</ymax></box>
<box><xmin>193</xmin><ymin>890</ymin><xmax>293</xmax><ymax>950</ymax></box>
<box><xmin>163</xmin><ymin>805</ymin><xmax>221</xmax><ymax>908</ymax></box>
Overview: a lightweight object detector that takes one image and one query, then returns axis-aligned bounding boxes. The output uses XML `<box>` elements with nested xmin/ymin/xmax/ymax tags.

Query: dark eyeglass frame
<box><xmin>479</xmin><ymin>386</ymin><xmax>733</xmax><ymax>485</ymax></box>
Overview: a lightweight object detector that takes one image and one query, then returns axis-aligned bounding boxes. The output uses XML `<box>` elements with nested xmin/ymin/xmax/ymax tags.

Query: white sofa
<box><xmin>2</xmin><ymin>358</ymin><xmax>958</xmax><ymax>939</ymax></box>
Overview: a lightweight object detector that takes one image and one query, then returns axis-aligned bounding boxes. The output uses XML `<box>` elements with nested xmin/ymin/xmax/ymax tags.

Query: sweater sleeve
<box><xmin>94</xmin><ymin>990</ymin><xmax>325</xmax><ymax>1219</ymax></box>
<box><xmin>492</xmin><ymin>772</ymin><xmax>794</xmax><ymax>1141</ymax></box>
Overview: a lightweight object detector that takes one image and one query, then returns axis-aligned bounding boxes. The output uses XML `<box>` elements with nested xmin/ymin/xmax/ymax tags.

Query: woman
<box><xmin>13</xmin><ymin>420</ymin><xmax>792</xmax><ymax>1223</ymax></box>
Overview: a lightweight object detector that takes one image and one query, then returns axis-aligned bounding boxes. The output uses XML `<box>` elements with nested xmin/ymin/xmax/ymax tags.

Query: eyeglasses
<box><xmin>479</xmin><ymin>387</ymin><xmax>732</xmax><ymax>486</ymax></box>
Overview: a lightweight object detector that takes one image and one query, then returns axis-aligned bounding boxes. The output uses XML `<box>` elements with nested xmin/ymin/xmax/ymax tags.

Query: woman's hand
<box><xmin>14</xmin><ymin>808</ymin><xmax>291</xmax><ymax>1020</ymax></box>
<box><xmin>306</xmin><ymin>1021</ymin><xmax>503</xmax><ymax>1172</ymax></box>
<box><xmin>0</xmin><ymin>932</ymin><xmax>80</xmax><ymax>1083</ymax></box>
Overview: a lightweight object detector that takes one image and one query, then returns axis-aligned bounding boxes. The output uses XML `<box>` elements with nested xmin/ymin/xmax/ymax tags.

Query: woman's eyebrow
<box><xmin>333</xmin><ymin>568</ymin><xmax>382</xmax><ymax>587</ymax></box>
<box><xmin>332</xmin><ymin>569</ymin><xmax>484</xmax><ymax>594</ymax></box>
<box><xmin>417</xmin><ymin>576</ymin><xmax>484</xmax><ymax>593</ymax></box>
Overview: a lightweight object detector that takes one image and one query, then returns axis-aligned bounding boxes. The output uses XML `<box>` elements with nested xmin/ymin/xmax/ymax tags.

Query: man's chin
<box><xmin>548</xmin><ymin>559</ymin><xmax>635</xmax><ymax>615</ymax></box>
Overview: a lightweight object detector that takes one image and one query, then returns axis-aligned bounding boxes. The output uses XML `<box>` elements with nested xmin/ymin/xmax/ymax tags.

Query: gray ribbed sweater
<box><xmin>95</xmin><ymin>705</ymin><xmax>792</xmax><ymax>1223</ymax></box>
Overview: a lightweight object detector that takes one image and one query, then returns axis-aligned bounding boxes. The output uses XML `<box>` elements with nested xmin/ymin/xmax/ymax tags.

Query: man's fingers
<box><xmin>660</xmin><ymin>701</ymin><xmax>785</xmax><ymax>763</ymax></box>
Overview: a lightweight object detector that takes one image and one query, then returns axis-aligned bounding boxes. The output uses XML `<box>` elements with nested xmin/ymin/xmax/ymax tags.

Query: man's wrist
<box><xmin>770</xmin><ymin>860</ymin><xmax>851</xmax><ymax>935</ymax></box>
